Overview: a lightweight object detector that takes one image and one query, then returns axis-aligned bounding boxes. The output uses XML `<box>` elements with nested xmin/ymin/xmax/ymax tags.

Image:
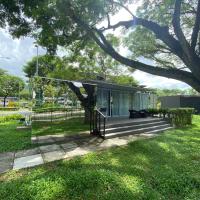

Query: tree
<box><xmin>0</xmin><ymin>74</ymin><xmax>25</xmax><ymax>107</ymax></box>
<box><xmin>24</xmin><ymin>55</ymin><xmax>137</xmax><ymax>122</ymax></box>
<box><xmin>0</xmin><ymin>69</ymin><xmax>7</xmax><ymax>76</ymax></box>
<box><xmin>2</xmin><ymin>0</ymin><xmax>200</xmax><ymax>92</ymax></box>
<box><xmin>23</xmin><ymin>55</ymin><xmax>63</xmax><ymax>78</ymax></box>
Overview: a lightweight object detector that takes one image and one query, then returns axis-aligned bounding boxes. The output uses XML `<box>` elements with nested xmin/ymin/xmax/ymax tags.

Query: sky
<box><xmin>0</xmin><ymin>1</ymin><xmax>190</xmax><ymax>90</ymax></box>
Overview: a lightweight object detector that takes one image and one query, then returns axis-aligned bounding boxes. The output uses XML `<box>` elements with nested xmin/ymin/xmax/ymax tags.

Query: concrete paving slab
<box><xmin>31</xmin><ymin>136</ymin><xmax>38</xmax><ymax>144</ymax></box>
<box><xmin>0</xmin><ymin>152</ymin><xmax>15</xmax><ymax>161</ymax></box>
<box><xmin>61</xmin><ymin>142</ymin><xmax>78</xmax><ymax>151</ymax></box>
<box><xmin>43</xmin><ymin>150</ymin><xmax>65</xmax><ymax>162</ymax></box>
<box><xmin>39</xmin><ymin>144</ymin><xmax>62</xmax><ymax>153</ymax></box>
<box><xmin>65</xmin><ymin>147</ymin><xmax>90</xmax><ymax>158</ymax></box>
<box><xmin>37</xmin><ymin>138</ymin><xmax>55</xmax><ymax>144</ymax></box>
<box><xmin>96</xmin><ymin>139</ymin><xmax>119</xmax><ymax>150</ymax></box>
<box><xmin>15</xmin><ymin>148</ymin><xmax>40</xmax><ymax>158</ymax></box>
<box><xmin>13</xmin><ymin>154</ymin><xmax>44</xmax><ymax>170</ymax></box>
<box><xmin>0</xmin><ymin>160</ymin><xmax>13</xmax><ymax>174</ymax></box>
<box><xmin>36</xmin><ymin>135</ymin><xmax>55</xmax><ymax>144</ymax></box>
<box><xmin>107</xmin><ymin>138</ymin><xmax>129</xmax><ymax>146</ymax></box>
<box><xmin>53</xmin><ymin>137</ymin><xmax>66</xmax><ymax>142</ymax></box>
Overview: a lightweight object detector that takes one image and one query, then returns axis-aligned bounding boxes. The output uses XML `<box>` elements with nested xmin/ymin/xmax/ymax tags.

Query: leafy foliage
<box><xmin>148</xmin><ymin>107</ymin><xmax>195</xmax><ymax>127</ymax></box>
<box><xmin>0</xmin><ymin>73</ymin><xmax>25</xmax><ymax>106</ymax></box>
<box><xmin>169</xmin><ymin>108</ymin><xmax>195</xmax><ymax>127</ymax></box>
<box><xmin>0</xmin><ymin>114</ymin><xmax>23</xmax><ymax>123</ymax></box>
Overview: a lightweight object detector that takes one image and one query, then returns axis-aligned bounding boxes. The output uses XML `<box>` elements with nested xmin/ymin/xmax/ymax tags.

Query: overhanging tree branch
<box><xmin>191</xmin><ymin>0</ymin><xmax>200</xmax><ymax>50</ymax></box>
<box><xmin>74</xmin><ymin>17</ymin><xmax>200</xmax><ymax>89</ymax></box>
<box><xmin>172</xmin><ymin>0</ymin><xmax>191</xmax><ymax>58</ymax></box>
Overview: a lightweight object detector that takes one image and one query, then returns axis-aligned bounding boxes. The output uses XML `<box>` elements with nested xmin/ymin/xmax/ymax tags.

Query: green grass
<box><xmin>32</xmin><ymin>117</ymin><xmax>89</xmax><ymax>136</ymax></box>
<box><xmin>1</xmin><ymin>116</ymin><xmax>200</xmax><ymax>199</ymax></box>
<box><xmin>0</xmin><ymin>121</ymin><xmax>32</xmax><ymax>153</ymax></box>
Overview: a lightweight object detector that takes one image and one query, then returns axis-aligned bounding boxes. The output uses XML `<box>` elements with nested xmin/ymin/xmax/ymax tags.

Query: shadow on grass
<box><xmin>1</xmin><ymin>116</ymin><xmax>200</xmax><ymax>199</ymax></box>
<box><xmin>0</xmin><ymin>121</ymin><xmax>33</xmax><ymax>153</ymax></box>
<box><xmin>32</xmin><ymin>117</ymin><xmax>90</xmax><ymax>137</ymax></box>
<box><xmin>1</xmin><ymin>122</ymin><xmax>200</xmax><ymax>200</ymax></box>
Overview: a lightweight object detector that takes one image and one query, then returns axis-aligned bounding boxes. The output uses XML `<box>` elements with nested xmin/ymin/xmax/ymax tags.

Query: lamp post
<box><xmin>35</xmin><ymin>44</ymin><xmax>39</xmax><ymax>76</ymax></box>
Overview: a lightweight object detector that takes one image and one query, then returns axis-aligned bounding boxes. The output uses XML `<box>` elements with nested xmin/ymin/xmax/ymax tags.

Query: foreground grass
<box><xmin>0</xmin><ymin>121</ymin><xmax>32</xmax><ymax>153</ymax></box>
<box><xmin>0</xmin><ymin>116</ymin><xmax>200</xmax><ymax>199</ymax></box>
<box><xmin>32</xmin><ymin>117</ymin><xmax>89</xmax><ymax>136</ymax></box>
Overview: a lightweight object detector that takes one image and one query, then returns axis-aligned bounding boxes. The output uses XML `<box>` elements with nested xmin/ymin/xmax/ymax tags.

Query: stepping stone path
<box><xmin>0</xmin><ymin>133</ymin><xmax>158</xmax><ymax>174</ymax></box>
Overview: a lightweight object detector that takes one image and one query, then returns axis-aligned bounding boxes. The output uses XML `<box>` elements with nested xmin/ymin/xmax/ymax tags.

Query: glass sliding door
<box><xmin>119</xmin><ymin>92</ymin><xmax>129</xmax><ymax>116</ymax></box>
<box><xmin>112</xmin><ymin>91</ymin><xmax>119</xmax><ymax>116</ymax></box>
<box><xmin>102</xmin><ymin>89</ymin><xmax>110</xmax><ymax>116</ymax></box>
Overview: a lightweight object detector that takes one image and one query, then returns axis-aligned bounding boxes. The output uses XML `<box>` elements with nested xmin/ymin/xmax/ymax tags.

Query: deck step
<box><xmin>105</xmin><ymin>120</ymin><xmax>167</xmax><ymax>134</ymax></box>
<box><xmin>105</xmin><ymin>126</ymin><xmax>172</xmax><ymax>139</ymax></box>
<box><xmin>104</xmin><ymin>119</ymin><xmax>172</xmax><ymax>139</ymax></box>
<box><xmin>105</xmin><ymin>118</ymin><xmax>165</xmax><ymax>129</ymax></box>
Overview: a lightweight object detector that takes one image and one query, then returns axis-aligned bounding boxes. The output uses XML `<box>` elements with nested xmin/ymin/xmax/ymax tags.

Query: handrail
<box><xmin>90</xmin><ymin>108</ymin><xmax>106</xmax><ymax>138</ymax></box>
<box><xmin>96</xmin><ymin>108</ymin><xmax>106</xmax><ymax>118</ymax></box>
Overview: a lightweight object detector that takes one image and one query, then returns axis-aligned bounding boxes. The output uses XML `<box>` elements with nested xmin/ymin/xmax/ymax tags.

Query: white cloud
<box><xmin>0</xmin><ymin>29</ymin><xmax>45</xmax><ymax>78</ymax></box>
<box><xmin>133</xmin><ymin>70</ymin><xmax>190</xmax><ymax>90</ymax></box>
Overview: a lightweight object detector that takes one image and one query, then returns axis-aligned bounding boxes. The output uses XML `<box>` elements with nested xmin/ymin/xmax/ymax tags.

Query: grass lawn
<box><xmin>32</xmin><ymin>117</ymin><xmax>89</xmax><ymax>136</ymax></box>
<box><xmin>0</xmin><ymin>121</ymin><xmax>32</xmax><ymax>153</ymax></box>
<box><xmin>0</xmin><ymin>116</ymin><xmax>200</xmax><ymax>199</ymax></box>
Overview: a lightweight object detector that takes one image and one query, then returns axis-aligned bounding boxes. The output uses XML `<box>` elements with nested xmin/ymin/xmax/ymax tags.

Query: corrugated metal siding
<box><xmin>180</xmin><ymin>96</ymin><xmax>200</xmax><ymax>113</ymax></box>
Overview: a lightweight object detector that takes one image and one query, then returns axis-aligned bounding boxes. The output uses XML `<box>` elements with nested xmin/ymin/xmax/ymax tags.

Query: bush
<box><xmin>0</xmin><ymin>114</ymin><xmax>23</xmax><ymax>123</ymax></box>
<box><xmin>147</xmin><ymin>107</ymin><xmax>194</xmax><ymax>127</ymax></box>
<box><xmin>33</xmin><ymin>107</ymin><xmax>68</xmax><ymax>113</ymax></box>
<box><xmin>147</xmin><ymin>108</ymin><xmax>159</xmax><ymax>116</ymax></box>
<box><xmin>169</xmin><ymin>108</ymin><xmax>194</xmax><ymax>127</ymax></box>
<box><xmin>8</xmin><ymin>101</ymin><xmax>19</xmax><ymax>108</ymax></box>
<box><xmin>0</xmin><ymin>107</ymin><xmax>19</xmax><ymax>111</ymax></box>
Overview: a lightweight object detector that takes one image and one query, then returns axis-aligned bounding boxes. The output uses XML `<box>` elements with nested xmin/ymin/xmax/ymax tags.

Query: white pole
<box><xmin>35</xmin><ymin>45</ymin><xmax>39</xmax><ymax>76</ymax></box>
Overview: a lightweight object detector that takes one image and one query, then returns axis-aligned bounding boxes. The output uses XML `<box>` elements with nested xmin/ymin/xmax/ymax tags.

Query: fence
<box><xmin>32</xmin><ymin>107</ymin><xmax>85</xmax><ymax>122</ymax></box>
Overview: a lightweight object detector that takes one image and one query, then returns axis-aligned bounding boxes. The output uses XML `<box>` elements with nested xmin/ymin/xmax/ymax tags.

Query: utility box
<box><xmin>160</xmin><ymin>95</ymin><xmax>200</xmax><ymax>114</ymax></box>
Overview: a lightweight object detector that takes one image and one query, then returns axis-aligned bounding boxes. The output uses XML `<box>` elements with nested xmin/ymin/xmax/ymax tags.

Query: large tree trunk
<box><xmin>67</xmin><ymin>82</ymin><xmax>96</xmax><ymax>124</ymax></box>
<box><xmin>84</xmin><ymin>107</ymin><xmax>92</xmax><ymax>124</ymax></box>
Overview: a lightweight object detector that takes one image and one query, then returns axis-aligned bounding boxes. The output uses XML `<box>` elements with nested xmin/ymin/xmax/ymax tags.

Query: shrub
<box><xmin>147</xmin><ymin>108</ymin><xmax>159</xmax><ymax>116</ymax></box>
<box><xmin>0</xmin><ymin>107</ymin><xmax>19</xmax><ymax>111</ymax></box>
<box><xmin>8</xmin><ymin>101</ymin><xmax>19</xmax><ymax>108</ymax></box>
<box><xmin>0</xmin><ymin>114</ymin><xmax>23</xmax><ymax>123</ymax></box>
<box><xmin>147</xmin><ymin>107</ymin><xmax>194</xmax><ymax>127</ymax></box>
<box><xmin>159</xmin><ymin>108</ymin><xmax>169</xmax><ymax>118</ymax></box>
<box><xmin>33</xmin><ymin>107</ymin><xmax>68</xmax><ymax>113</ymax></box>
<box><xmin>169</xmin><ymin>108</ymin><xmax>194</xmax><ymax>127</ymax></box>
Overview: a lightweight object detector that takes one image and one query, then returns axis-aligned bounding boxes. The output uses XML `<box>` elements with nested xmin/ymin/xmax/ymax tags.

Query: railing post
<box><xmin>98</xmin><ymin>112</ymin><xmax>101</xmax><ymax>135</ymax></box>
<box><xmin>104</xmin><ymin>117</ymin><xmax>106</xmax><ymax>137</ymax></box>
<box><xmin>90</xmin><ymin>109</ymin><xmax>92</xmax><ymax>134</ymax></box>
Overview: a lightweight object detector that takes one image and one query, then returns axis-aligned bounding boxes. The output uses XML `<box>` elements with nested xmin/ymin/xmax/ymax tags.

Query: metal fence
<box><xmin>32</xmin><ymin>107</ymin><xmax>85</xmax><ymax>122</ymax></box>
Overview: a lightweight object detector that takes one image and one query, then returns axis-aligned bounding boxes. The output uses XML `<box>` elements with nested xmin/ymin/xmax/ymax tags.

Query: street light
<box><xmin>35</xmin><ymin>44</ymin><xmax>39</xmax><ymax>76</ymax></box>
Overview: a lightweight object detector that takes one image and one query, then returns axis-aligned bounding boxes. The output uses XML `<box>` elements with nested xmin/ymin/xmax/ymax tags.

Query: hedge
<box><xmin>147</xmin><ymin>108</ymin><xmax>195</xmax><ymax>127</ymax></box>
<box><xmin>33</xmin><ymin>107</ymin><xmax>83</xmax><ymax>113</ymax></box>
<box><xmin>0</xmin><ymin>107</ymin><xmax>19</xmax><ymax>111</ymax></box>
<box><xmin>169</xmin><ymin>108</ymin><xmax>194</xmax><ymax>127</ymax></box>
<box><xmin>0</xmin><ymin>114</ymin><xmax>23</xmax><ymax>123</ymax></box>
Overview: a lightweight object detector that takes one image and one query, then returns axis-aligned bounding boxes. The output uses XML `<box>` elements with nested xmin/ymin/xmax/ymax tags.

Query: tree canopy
<box><xmin>1</xmin><ymin>0</ymin><xmax>200</xmax><ymax>92</ymax></box>
<box><xmin>23</xmin><ymin>53</ymin><xmax>138</xmax><ymax>86</ymax></box>
<box><xmin>0</xmin><ymin>71</ymin><xmax>25</xmax><ymax>107</ymax></box>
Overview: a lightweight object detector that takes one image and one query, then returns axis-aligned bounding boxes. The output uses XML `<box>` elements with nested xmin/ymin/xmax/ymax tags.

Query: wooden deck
<box><xmin>106</xmin><ymin>117</ymin><xmax>160</xmax><ymax>126</ymax></box>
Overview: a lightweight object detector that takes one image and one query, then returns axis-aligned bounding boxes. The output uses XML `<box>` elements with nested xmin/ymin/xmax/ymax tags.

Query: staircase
<box><xmin>91</xmin><ymin>110</ymin><xmax>173</xmax><ymax>139</ymax></box>
<box><xmin>104</xmin><ymin>118</ymin><xmax>172</xmax><ymax>139</ymax></box>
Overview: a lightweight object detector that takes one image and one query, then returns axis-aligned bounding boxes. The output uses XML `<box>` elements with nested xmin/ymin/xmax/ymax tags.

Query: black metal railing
<box><xmin>32</xmin><ymin>107</ymin><xmax>84</xmax><ymax>121</ymax></box>
<box><xmin>90</xmin><ymin>108</ymin><xmax>106</xmax><ymax>138</ymax></box>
